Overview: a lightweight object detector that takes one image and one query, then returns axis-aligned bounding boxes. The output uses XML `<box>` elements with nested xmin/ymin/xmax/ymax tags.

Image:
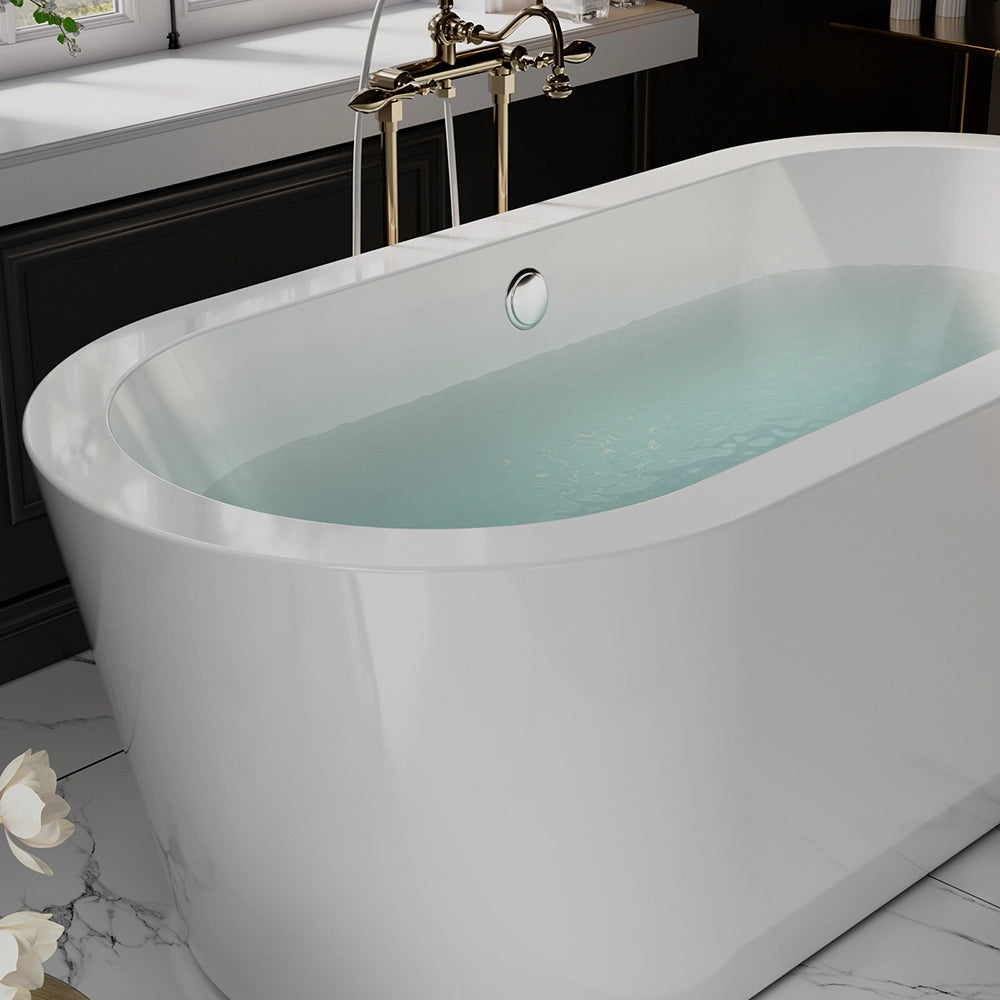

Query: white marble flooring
<box><xmin>1</xmin><ymin>655</ymin><xmax>998</xmax><ymax>1000</ymax></box>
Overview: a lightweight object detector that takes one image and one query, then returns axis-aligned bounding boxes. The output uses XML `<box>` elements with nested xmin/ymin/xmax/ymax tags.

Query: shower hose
<box><xmin>352</xmin><ymin>0</ymin><xmax>462</xmax><ymax>256</ymax></box>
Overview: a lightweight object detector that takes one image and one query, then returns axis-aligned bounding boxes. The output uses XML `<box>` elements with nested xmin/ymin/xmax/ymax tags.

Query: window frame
<box><xmin>0</xmin><ymin>0</ymin><xmax>386</xmax><ymax>80</ymax></box>
<box><xmin>4</xmin><ymin>0</ymin><xmax>135</xmax><ymax>43</ymax></box>
<box><xmin>175</xmin><ymin>0</ymin><xmax>386</xmax><ymax>44</ymax></box>
<box><xmin>183</xmin><ymin>0</ymin><xmax>244</xmax><ymax>11</ymax></box>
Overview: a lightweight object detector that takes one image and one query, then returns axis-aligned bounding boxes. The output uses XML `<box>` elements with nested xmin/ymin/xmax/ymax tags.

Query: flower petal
<box><xmin>22</xmin><ymin>818</ymin><xmax>74</xmax><ymax>850</ymax></box>
<box><xmin>29</xmin><ymin>920</ymin><xmax>60</xmax><ymax>955</ymax></box>
<box><xmin>38</xmin><ymin>794</ymin><xmax>70</xmax><ymax>826</ymax></box>
<box><xmin>4</xmin><ymin>832</ymin><xmax>53</xmax><ymax>875</ymax></box>
<box><xmin>11</xmin><ymin>753</ymin><xmax>55</xmax><ymax>798</ymax></box>
<box><xmin>0</xmin><ymin>930</ymin><xmax>18</xmax><ymax>980</ymax></box>
<box><xmin>0</xmin><ymin>787</ymin><xmax>44</xmax><ymax>840</ymax></box>
<box><xmin>0</xmin><ymin>914</ymin><xmax>62</xmax><ymax>990</ymax></box>
<box><xmin>0</xmin><ymin>753</ymin><xmax>29</xmax><ymax>795</ymax></box>
<box><xmin>0</xmin><ymin>913</ymin><xmax>63</xmax><ymax>939</ymax></box>
<box><xmin>26</xmin><ymin>753</ymin><xmax>55</xmax><ymax>797</ymax></box>
<box><xmin>4</xmin><ymin>950</ymin><xmax>43</xmax><ymax>992</ymax></box>
<box><xmin>31</xmin><ymin>935</ymin><xmax>59</xmax><ymax>966</ymax></box>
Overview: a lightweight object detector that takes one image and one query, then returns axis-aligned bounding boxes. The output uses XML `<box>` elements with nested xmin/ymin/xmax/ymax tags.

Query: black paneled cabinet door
<box><xmin>0</xmin><ymin>132</ymin><xmax>445</xmax><ymax>684</ymax></box>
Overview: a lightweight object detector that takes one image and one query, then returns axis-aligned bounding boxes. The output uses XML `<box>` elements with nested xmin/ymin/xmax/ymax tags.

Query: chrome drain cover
<box><xmin>505</xmin><ymin>268</ymin><xmax>548</xmax><ymax>330</ymax></box>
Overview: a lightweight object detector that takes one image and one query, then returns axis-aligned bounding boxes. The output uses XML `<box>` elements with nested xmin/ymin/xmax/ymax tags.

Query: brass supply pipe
<box><xmin>489</xmin><ymin>68</ymin><xmax>514</xmax><ymax>213</ymax></box>
<box><xmin>958</xmin><ymin>51</ymin><xmax>969</xmax><ymax>133</ymax></box>
<box><xmin>377</xmin><ymin>100</ymin><xmax>402</xmax><ymax>245</ymax></box>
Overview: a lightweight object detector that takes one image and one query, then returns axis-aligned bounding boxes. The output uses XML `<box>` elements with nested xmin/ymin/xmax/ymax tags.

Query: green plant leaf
<box><xmin>32</xmin><ymin>8</ymin><xmax>47</xmax><ymax>22</ymax></box>
<box><xmin>62</xmin><ymin>16</ymin><xmax>78</xmax><ymax>31</ymax></box>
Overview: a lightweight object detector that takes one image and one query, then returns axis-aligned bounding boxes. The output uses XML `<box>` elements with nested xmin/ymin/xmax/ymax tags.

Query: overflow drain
<box><xmin>505</xmin><ymin>269</ymin><xmax>548</xmax><ymax>330</ymax></box>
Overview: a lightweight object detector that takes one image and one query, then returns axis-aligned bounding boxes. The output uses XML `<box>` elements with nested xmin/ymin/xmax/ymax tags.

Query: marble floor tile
<box><xmin>757</xmin><ymin>836</ymin><xmax>1000</xmax><ymax>1000</ymax></box>
<box><xmin>0</xmin><ymin>751</ymin><xmax>219</xmax><ymax>1000</ymax></box>
<box><xmin>0</xmin><ymin>654</ymin><xmax>122</xmax><ymax>779</ymax></box>
<box><xmin>931</xmin><ymin>828</ymin><xmax>1000</xmax><ymax>909</ymax></box>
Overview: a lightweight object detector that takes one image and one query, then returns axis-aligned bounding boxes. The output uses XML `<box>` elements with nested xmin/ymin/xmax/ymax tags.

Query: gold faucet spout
<box><xmin>470</xmin><ymin>4</ymin><xmax>570</xmax><ymax>95</ymax></box>
<box><xmin>472</xmin><ymin>3</ymin><xmax>564</xmax><ymax>55</ymax></box>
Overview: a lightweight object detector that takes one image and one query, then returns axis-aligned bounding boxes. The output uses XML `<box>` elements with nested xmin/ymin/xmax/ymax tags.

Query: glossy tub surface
<box><xmin>24</xmin><ymin>133</ymin><xmax>1000</xmax><ymax>1000</ymax></box>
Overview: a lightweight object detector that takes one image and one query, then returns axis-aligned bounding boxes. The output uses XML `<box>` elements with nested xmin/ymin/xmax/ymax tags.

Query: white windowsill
<box><xmin>0</xmin><ymin>0</ymin><xmax>697</xmax><ymax>227</ymax></box>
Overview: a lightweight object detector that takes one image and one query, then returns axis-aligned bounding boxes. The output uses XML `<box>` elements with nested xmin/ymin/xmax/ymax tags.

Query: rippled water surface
<box><xmin>205</xmin><ymin>265</ymin><xmax>1000</xmax><ymax>527</ymax></box>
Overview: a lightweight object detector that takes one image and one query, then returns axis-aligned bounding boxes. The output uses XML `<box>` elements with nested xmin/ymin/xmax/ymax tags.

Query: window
<box><xmin>14</xmin><ymin>0</ymin><xmax>120</xmax><ymax>31</ymax></box>
<box><xmin>0</xmin><ymin>0</ymin><xmax>135</xmax><ymax>60</ymax></box>
<box><xmin>175</xmin><ymin>0</ymin><xmax>391</xmax><ymax>45</ymax></box>
<box><xmin>0</xmin><ymin>0</ymin><xmax>380</xmax><ymax>80</ymax></box>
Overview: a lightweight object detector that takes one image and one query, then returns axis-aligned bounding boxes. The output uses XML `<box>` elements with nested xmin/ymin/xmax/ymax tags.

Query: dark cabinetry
<box><xmin>0</xmin><ymin>131</ymin><xmax>445</xmax><ymax>682</ymax></box>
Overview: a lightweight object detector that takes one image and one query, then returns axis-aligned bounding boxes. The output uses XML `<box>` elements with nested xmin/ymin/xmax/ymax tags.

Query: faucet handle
<box><xmin>543</xmin><ymin>69</ymin><xmax>573</xmax><ymax>98</ymax></box>
<box><xmin>563</xmin><ymin>38</ymin><xmax>595</xmax><ymax>62</ymax></box>
<box><xmin>349</xmin><ymin>79</ymin><xmax>423</xmax><ymax>113</ymax></box>
<box><xmin>529</xmin><ymin>38</ymin><xmax>593</xmax><ymax>70</ymax></box>
<box><xmin>349</xmin><ymin>88</ymin><xmax>396</xmax><ymax>113</ymax></box>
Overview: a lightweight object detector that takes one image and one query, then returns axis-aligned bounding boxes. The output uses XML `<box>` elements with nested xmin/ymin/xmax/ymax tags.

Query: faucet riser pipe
<box><xmin>495</xmin><ymin>93</ymin><xmax>509</xmax><ymax>213</ymax></box>
<box><xmin>489</xmin><ymin>68</ymin><xmax>515</xmax><ymax>215</ymax></box>
<box><xmin>378</xmin><ymin>102</ymin><xmax>402</xmax><ymax>246</ymax></box>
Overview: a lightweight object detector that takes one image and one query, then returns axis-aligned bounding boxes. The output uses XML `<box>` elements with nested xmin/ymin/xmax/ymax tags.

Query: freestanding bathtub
<box><xmin>23</xmin><ymin>132</ymin><xmax>1000</xmax><ymax>1000</ymax></box>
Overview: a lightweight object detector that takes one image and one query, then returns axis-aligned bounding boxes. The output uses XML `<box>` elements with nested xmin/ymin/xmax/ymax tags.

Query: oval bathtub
<box><xmin>23</xmin><ymin>133</ymin><xmax>1000</xmax><ymax>1000</ymax></box>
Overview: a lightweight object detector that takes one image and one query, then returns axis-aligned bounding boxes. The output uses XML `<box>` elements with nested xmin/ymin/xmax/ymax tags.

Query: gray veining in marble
<box><xmin>758</xmin><ymin>850</ymin><xmax>1000</xmax><ymax>1000</ymax></box>
<box><xmin>933</xmin><ymin>829</ymin><xmax>1000</xmax><ymax>910</ymax></box>
<box><xmin>0</xmin><ymin>753</ymin><xmax>196</xmax><ymax>1000</ymax></box>
<box><xmin>48</xmin><ymin>780</ymin><xmax>184</xmax><ymax>985</ymax></box>
<box><xmin>0</xmin><ymin>655</ymin><xmax>122</xmax><ymax>779</ymax></box>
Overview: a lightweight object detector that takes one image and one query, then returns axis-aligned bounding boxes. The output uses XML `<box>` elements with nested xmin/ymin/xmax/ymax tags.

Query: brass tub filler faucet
<box><xmin>349</xmin><ymin>0</ymin><xmax>595</xmax><ymax>245</ymax></box>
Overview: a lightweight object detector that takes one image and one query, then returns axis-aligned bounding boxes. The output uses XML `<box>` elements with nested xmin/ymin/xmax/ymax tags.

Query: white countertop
<box><xmin>0</xmin><ymin>0</ymin><xmax>697</xmax><ymax>226</ymax></box>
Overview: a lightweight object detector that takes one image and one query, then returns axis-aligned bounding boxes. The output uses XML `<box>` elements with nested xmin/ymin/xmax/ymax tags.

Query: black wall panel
<box><xmin>452</xmin><ymin>74</ymin><xmax>639</xmax><ymax>223</ymax></box>
<box><xmin>0</xmin><ymin>130</ymin><xmax>445</xmax><ymax>683</ymax></box>
<box><xmin>648</xmin><ymin>0</ymin><xmax>963</xmax><ymax>169</ymax></box>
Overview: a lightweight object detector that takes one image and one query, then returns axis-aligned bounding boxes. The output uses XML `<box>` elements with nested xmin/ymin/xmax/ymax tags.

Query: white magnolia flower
<box><xmin>0</xmin><ymin>911</ymin><xmax>63</xmax><ymax>1000</ymax></box>
<box><xmin>0</xmin><ymin>751</ymin><xmax>74</xmax><ymax>876</ymax></box>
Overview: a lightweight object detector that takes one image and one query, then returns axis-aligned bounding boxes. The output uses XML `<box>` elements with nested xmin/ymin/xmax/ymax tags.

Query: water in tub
<box><xmin>205</xmin><ymin>265</ymin><xmax>1000</xmax><ymax>528</ymax></box>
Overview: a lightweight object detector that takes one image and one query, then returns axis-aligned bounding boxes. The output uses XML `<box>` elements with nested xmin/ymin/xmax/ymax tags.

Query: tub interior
<box><xmin>108</xmin><ymin>145</ymin><xmax>1000</xmax><ymax>513</ymax></box>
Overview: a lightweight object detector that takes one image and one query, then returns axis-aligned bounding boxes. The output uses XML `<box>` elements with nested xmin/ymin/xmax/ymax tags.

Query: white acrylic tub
<box><xmin>23</xmin><ymin>133</ymin><xmax>1000</xmax><ymax>1000</ymax></box>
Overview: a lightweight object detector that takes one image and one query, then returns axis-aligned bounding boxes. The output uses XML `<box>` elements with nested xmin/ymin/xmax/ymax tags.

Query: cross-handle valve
<box><xmin>348</xmin><ymin>38</ymin><xmax>594</xmax><ymax>113</ymax></box>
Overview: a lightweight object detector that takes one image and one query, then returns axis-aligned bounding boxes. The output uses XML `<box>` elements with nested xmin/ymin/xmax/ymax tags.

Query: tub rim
<box><xmin>22</xmin><ymin>130</ymin><xmax>1000</xmax><ymax>573</ymax></box>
